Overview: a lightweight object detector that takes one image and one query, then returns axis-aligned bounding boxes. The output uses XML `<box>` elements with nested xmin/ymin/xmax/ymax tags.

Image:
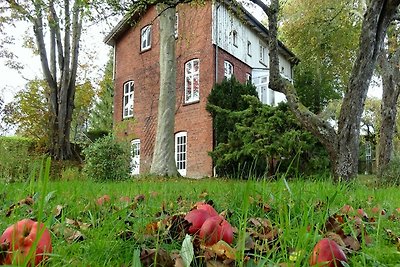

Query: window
<box><xmin>259</xmin><ymin>44</ymin><xmax>267</xmax><ymax>64</ymax></box>
<box><xmin>184</xmin><ymin>59</ymin><xmax>200</xmax><ymax>103</ymax></box>
<box><xmin>224</xmin><ymin>61</ymin><xmax>234</xmax><ymax>79</ymax></box>
<box><xmin>246</xmin><ymin>73</ymin><xmax>252</xmax><ymax>83</ymax></box>
<box><xmin>232</xmin><ymin>30</ymin><xmax>238</xmax><ymax>47</ymax></box>
<box><xmin>141</xmin><ymin>25</ymin><xmax>152</xmax><ymax>51</ymax></box>
<box><xmin>174</xmin><ymin>13</ymin><xmax>179</xmax><ymax>38</ymax></box>
<box><xmin>123</xmin><ymin>81</ymin><xmax>134</xmax><ymax>118</ymax></box>
<box><xmin>256</xmin><ymin>76</ymin><xmax>268</xmax><ymax>104</ymax></box>
<box><xmin>247</xmin><ymin>41</ymin><xmax>252</xmax><ymax>56</ymax></box>
<box><xmin>131</xmin><ymin>139</ymin><xmax>140</xmax><ymax>175</ymax></box>
<box><xmin>175</xmin><ymin>132</ymin><xmax>187</xmax><ymax>176</ymax></box>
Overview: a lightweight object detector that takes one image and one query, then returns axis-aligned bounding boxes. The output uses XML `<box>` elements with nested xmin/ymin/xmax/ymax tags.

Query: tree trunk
<box><xmin>250</xmin><ymin>0</ymin><xmax>400</xmax><ymax>181</ymax></box>
<box><xmin>150</xmin><ymin>4</ymin><xmax>179</xmax><ymax>176</ymax></box>
<box><xmin>377</xmin><ymin>46</ymin><xmax>400</xmax><ymax>176</ymax></box>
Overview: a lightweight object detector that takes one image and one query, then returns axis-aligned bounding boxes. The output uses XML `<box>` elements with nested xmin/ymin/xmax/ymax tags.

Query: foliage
<box><xmin>207</xmin><ymin>77</ymin><xmax>258</xmax><ymax>146</ymax></box>
<box><xmin>380</xmin><ymin>153</ymin><xmax>400</xmax><ymax>185</ymax></box>
<box><xmin>83</xmin><ymin>134</ymin><xmax>131</xmax><ymax>181</ymax></box>
<box><xmin>71</xmin><ymin>80</ymin><xmax>96</xmax><ymax>143</ymax></box>
<box><xmin>0</xmin><ymin>136</ymin><xmax>41</xmax><ymax>182</ymax></box>
<box><xmin>210</xmin><ymin>97</ymin><xmax>330</xmax><ymax>179</ymax></box>
<box><xmin>88</xmin><ymin>53</ymin><xmax>114</xmax><ymax>135</ymax></box>
<box><xmin>2</xmin><ymin>80</ymin><xmax>50</xmax><ymax>145</ymax></box>
<box><xmin>280</xmin><ymin>0</ymin><xmax>362</xmax><ymax>112</ymax></box>
<box><xmin>3</xmin><ymin>79</ymin><xmax>95</xmax><ymax>147</ymax></box>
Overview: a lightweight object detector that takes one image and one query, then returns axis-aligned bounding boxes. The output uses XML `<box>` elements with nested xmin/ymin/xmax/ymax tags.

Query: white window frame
<box><xmin>224</xmin><ymin>61</ymin><xmax>234</xmax><ymax>79</ymax></box>
<box><xmin>141</xmin><ymin>25</ymin><xmax>152</xmax><ymax>51</ymax></box>
<box><xmin>247</xmin><ymin>41</ymin><xmax>252</xmax><ymax>56</ymax></box>
<box><xmin>174</xmin><ymin>13</ymin><xmax>179</xmax><ymax>38</ymax></box>
<box><xmin>259</xmin><ymin>43</ymin><xmax>267</xmax><ymax>64</ymax></box>
<box><xmin>232</xmin><ymin>30</ymin><xmax>238</xmax><ymax>47</ymax></box>
<box><xmin>131</xmin><ymin>139</ymin><xmax>140</xmax><ymax>175</ymax></box>
<box><xmin>175</xmin><ymin>132</ymin><xmax>187</xmax><ymax>176</ymax></box>
<box><xmin>184</xmin><ymin>59</ymin><xmax>200</xmax><ymax>103</ymax></box>
<box><xmin>123</xmin><ymin>81</ymin><xmax>134</xmax><ymax>119</ymax></box>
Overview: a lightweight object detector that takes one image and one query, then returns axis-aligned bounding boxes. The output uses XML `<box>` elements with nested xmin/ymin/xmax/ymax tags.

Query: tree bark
<box><xmin>377</xmin><ymin>45</ymin><xmax>400</xmax><ymax>176</ymax></box>
<box><xmin>150</xmin><ymin>4</ymin><xmax>179</xmax><ymax>176</ymax></box>
<box><xmin>250</xmin><ymin>0</ymin><xmax>400</xmax><ymax>181</ymax></box>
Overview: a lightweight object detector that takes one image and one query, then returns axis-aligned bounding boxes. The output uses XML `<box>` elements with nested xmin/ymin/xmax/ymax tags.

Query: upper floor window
<box><xmin>141</xmin><ymin>25</ymin><xmax>152</xmax><ymax>51</ymax></box>
<box><xmin>247</xmin><ymin>41</ymin><xmax>252</xmax><ymax>56</ymax></box>
<box><xmin>184</xmin><ymin>59</ymin><xmax>200</xmax><ymax>103</ymax></box>
<box><xmin>174</xmin><ymin>13</ymin><xmax>179</xmax><ymax>38</ymax></box>
<box><xmin>232</xmin><ymin>30</ymin><xmax>238</xmax><ymax>47</ymax></box>
<box><xmin>259</xmin><ymin>44</ymin><xmax>267</xmax><ymax>64</ymax></box>
<box><xmin>224</xmin><ymin>61</ymin><xmax>234</xmax><ymax>79</ymax></box>
<box><xmin>123</xmin><ymin>81</ymin><xmax>134</xmax><ymax>118</ymax></box>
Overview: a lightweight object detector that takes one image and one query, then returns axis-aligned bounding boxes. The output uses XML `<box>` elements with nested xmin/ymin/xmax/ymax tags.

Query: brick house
<box><xmin>105</xmin><ymin>0</ymin><xmax>297</xmax><ymax>178</ymax></box>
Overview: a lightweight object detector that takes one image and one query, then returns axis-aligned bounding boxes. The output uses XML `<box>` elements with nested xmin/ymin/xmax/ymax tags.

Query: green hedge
<box><xmin>0</xmin><ymin>136</ymin><xmax>42</xmax><ymax>182</ymax></box>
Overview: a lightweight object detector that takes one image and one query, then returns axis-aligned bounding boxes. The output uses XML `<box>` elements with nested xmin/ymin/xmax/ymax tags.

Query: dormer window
<box><xmin>141</xmin><ymin>25</ymin><xmax>152</xmax><ymax>51</ymax></box>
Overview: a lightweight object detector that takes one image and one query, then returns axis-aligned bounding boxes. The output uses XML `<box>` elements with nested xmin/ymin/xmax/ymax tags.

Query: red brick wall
<box><xmin>216</xmin><ymin>49</ymin><xmax>252</xmax><ymax>84</ymax></box>
<box><xmin>114</xmin><ymin>3</ymin><xmax>216</xmax><ymax>177</ymax></box>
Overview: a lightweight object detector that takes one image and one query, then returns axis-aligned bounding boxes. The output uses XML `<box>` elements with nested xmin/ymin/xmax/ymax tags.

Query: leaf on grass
<box><xmin>140</xmin><ymin>248</ymin><xmax>174</xmax><ymax>267</ymax></box>
<box><xmin>206</xmin><ymin>260</ymin><xmax>234</xmax><ymax>267</ymax></box>
<box><xmin>324</xmin><ymin>232</ymin><xmax>346</xmax><ymax>247</ymax></box>
<box><xmin>180</xmin><ymin>234</ymin><xmax>194</xmax><ymax>267</ymax></box>
<box><xmin>65</xmin><ymin>218</ymin><xmax>91</xmax><ymax>230</ymax></box>
<box><xmin>5</xmin><ymin>196</ymin><xmax>34</xmax><ymax>217</ymax></box>
<box><xmin>134</xmin><ymin>194</ymin><xmax>146</xmax><ymax>203</ymax></box>
<box><xmin>53</xmin><ymin>205</ymin><xmax>64</xmax><ymax>218</ymax></box>
<box><xmin>342</xmin><ymin>235</ymin><xmax>360</xmax><ymax>251</ymax></box>
<box><xmin>385</xmin><ymin>229</ymin><xmax>400</xmax><ymax>251</ymax></box>
<box><xmin>52</xmin><ymin>223</ymin><xmax>86</xmax><ymax>243</ymax></box>
<box><xmin>205</xmin><ymin>240</ymin><xmax>236</xmax><ymax>260</ymax></box>
<box><xmin>117</xmin><ymin>230</ymin><xmax>135</xmax><ymax>241</ymax></box>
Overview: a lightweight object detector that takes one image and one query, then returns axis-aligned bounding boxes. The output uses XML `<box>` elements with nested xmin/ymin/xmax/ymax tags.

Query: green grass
<box><xmin>1</xmin><ymin>173</ymin><xmax>400</xmax><ymax>266</ymax></box>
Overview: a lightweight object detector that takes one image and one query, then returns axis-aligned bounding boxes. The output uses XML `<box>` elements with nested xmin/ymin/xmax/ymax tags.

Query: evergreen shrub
<box><xmin>83</xmin><ymin>135</ymin><xmax>131</xmax><ymax>181</ymax></box>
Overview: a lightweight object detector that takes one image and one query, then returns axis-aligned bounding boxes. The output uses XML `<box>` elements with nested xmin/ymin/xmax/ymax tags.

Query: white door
<box><xmin>175</xmin><ymin>132</ymin><xmax>187</xmax><ymax>176</ymax></box>
<box><xmin>131</xmin><ymin>139</ymin><xmax>140</xmax><ymax>175</ymax></box>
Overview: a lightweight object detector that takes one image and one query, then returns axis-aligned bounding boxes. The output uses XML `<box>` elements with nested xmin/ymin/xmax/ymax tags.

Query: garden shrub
<box><xmin>83</xmin><ymin>135</ymin><xmax>131</xmax><ymax>181</ymax></box>
<box><xmin>0</xmin><ymin>136</ymin><xmax>41</xmax><ymax>182</ymax></box>
<box><xmin>209</xmin><ymin>96</ymin><xmax>330</xmax><ymax>179</ymax></box>
<box><xmin>381</xmin><ymin>153</ymin><xmax>400</xmax><ymax>185</ymax></box>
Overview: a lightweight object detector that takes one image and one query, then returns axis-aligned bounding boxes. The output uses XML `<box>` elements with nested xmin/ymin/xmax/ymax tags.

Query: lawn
<box><xmin>0</xmin><ymin>168</ymin><xmax>399</xmax><ymax>266</ymax></box>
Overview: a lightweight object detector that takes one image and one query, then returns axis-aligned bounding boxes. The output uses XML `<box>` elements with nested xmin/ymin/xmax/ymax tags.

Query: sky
<box><xmin>0</xmin><ymin>1</ymin><xmax>383</xmax><ymax>106</ymax></box>
<box><xmin>0</xmin><ymin>20</ymin><xmax>112</xmax><ymax>104</ymax></box>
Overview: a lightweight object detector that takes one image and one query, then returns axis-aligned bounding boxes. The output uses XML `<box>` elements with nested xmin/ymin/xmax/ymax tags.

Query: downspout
<box><xmin>213</xmin><ymin>2</ymin><xmax>221</xmax><ymax>177</ymax></box>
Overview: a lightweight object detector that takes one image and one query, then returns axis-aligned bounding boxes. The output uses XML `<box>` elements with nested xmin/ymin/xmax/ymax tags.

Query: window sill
<box><xmin>140</xmin><ymin>47</ymin><xmax>151</xmax><ymax>53</ymax></box>
<box><xmin>183</xmin><ymin>100</ymin><xmax>200</xmax><ymax>106</ymax></box>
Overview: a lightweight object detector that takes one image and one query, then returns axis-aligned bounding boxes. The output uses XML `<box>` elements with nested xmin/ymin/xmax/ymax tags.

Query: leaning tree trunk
<box><xmin>377</xmin><ymin>47</ymin><xmax>400</xmax><ymax>176</ymax></box>
<box><xmin>150</xmin><ymin>4</ymin><xmax>179</xmax><ymax>176</ymax></box>
<box><xmin>250</xmin><ymin>0</ymin><xmax>400</xmax><ymax>181</ymax></box>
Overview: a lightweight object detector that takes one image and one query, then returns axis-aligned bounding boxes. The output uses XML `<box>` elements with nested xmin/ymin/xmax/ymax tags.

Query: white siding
<box><xmin>212</xmin><ymin>3</ymin><xmax>292</xmax><ymax>105</ymax></box>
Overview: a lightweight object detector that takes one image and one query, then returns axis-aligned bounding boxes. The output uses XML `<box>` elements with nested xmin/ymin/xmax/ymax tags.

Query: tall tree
<box><xmin>377</xmin><ymin>24</ymin><xmax>400</xmax><ymax>176</ymax></box>
<box><xmin>0</xmin><ymin>0</ymin><xmax>88</xmax><ymax>159</ymax></box>
<box><xmin>250</xmin><ymin>0</ymin><xmax>400</xmax><ymax>181</ymax></box>
<box><xmin>150</xmin><ymin>3</ymin><xmax>179</xmax><ymax>176</ymax></box>
<box><xmin>89</xmin><ymin>54</ymin><xmax>114</xmax><ymax>134</ymax></box>
<box><xmin>280</xmin><ymin>0</ymin><xmax>361</xmax><ymax>113</ymax></box>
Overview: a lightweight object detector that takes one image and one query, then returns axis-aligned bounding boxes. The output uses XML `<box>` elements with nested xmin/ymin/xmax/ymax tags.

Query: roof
<box><xmin>104</xmin><ymin>0</ymin><xmax>299</xmax><ymax>64</ymax></box>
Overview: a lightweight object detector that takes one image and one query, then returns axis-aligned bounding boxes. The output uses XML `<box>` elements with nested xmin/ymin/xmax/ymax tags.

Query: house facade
<box><xmin>105</xmin><ymin>0</ymin><xmax>297</xmax><ymax>178</ymax></box>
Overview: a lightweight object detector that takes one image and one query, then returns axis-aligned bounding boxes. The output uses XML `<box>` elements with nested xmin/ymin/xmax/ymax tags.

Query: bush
<box><xmin>0</xmin><ymin>136</ymin><xmax>42</xmax><ymax>182</ymax></box>
<box><xmin>83</xmin><ymin>135</ymin><xmax>131</xmax><ymax>181</ymax></box>
<box><xmin>381</xmin><ymin>153</ymin><xmax>400</xmax><ymax>185</ymax></box>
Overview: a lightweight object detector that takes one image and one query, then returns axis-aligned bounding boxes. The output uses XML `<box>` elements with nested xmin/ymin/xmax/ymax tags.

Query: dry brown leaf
<box><xmin>53</xmin><ymin>205</ymin><xmax>64</xmax><ymax>218</ymax></box>
<box><xmin>206</xmin><ymin>259</ymin><xmax>234</xmax><ymax>267</ymax></box>
<box><xmin>343</xmin><ymin>235</ymin><xmax>361</xmax><ymax>251</ymax></box>
<box><xmin>134</xmin><ymin>194</ymin><xmax>146</xmax><ymax>203</ymax></box>
<box><xmin>140</xmin><ymin>248</ymin><xmax>174</xmax><ymax>267</ymax></box>
<box><xmin>5</xmin><ymin>196</ymin><xmax>34</xmax><ymax>217</ymax></box>
<box><xmin>324</xmin><ymin>232</ymin><xmax>346</xmax><ymax>247</ymax></box>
